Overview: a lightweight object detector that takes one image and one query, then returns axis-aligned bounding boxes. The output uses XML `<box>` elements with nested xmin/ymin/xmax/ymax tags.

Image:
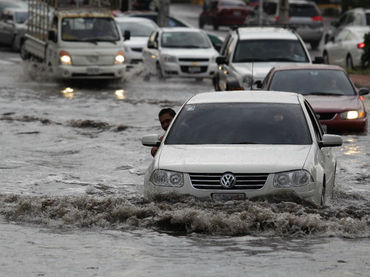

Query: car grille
<box><xmin>189</xmin><ymin>173</ymin><xmax>268</xmax><ymax>190</ymax></box>
<box><xmin>131</xmin><ymin>48</ymin><xmax>142</xmax><ymax>52</ymax></box>
<box><xmin>180</xmin><ymin>66</ymin><xmax>208</xmax><ymax>73</ymax></box>
<box><xmin>178</xmin><ymin>58</ymin><xmax>210</xmax><ymax>62</ymax></box>
<box><xmin>317</xmin><ymin>112</ymin><xmax>336</xmax><ymax>120</ymax></box>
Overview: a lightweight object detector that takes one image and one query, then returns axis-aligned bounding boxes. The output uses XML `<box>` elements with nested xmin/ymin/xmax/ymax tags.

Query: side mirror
<box><xmin>147</xmin><ymin>40</ymin><xmax>156</xmax><ymax>49</ymax></box>
<box><xmin>319</xmin><ymin>134</ymin><xmax>342</xmax><ymax>148</ymax></box>
<box><xmin>358</xmin><ymin>87</ymin><xmax>369</xmax><ymax>96</ymax></box>
<box><xmin>254</xmin><ymin>80</ymin><xmax>263</xmax><ymax>89</ymax></box>
<box><xmin>215</xmin><ymin>56</ymin><xmax>226</xmax><ymax>65</ymax></box>
<box><xmin>313</xmin><ymin>56</ymin><xmax>324</xmax><ymax>64</ymax></box>
<box><xmin>48</xmin><ymin>30</ymin><xmax>57</xmax><ymax>42</ymax></box>
<box><xmin>124</xmin><ymin>30</ymin><xmax>130</xmax><ymax>41</ymax></box>
<box><xmin>142</xmin><ymin>134</ymin><xmax>161</xmax><ymax>147</ymax></box>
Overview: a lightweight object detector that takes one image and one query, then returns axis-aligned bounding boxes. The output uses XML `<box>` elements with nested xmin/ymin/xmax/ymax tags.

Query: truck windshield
<box><xmin>61</xmin><ymin>17</ymin><xmax>120</xmax><ymax>42</ymax></box>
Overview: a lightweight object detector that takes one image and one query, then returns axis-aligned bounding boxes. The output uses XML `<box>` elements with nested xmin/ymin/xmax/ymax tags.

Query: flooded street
<box><xmin>1</xmin><ymin>34</ymin><xmax>370</xmax><ymax>277</ymax></box>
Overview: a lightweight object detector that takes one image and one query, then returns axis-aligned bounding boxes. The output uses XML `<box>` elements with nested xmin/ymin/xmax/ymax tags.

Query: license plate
<box><xmin>87</xmin><ymin>67</ymin><xmax>100</xmax><ymax>75</ymax></box>
<box><xmin>212</xmin><ymin>193</ymin><xmax>246</xmax><ymax>201</ymax></box>
<box><xmin>188</xmin><ymin>66</ymin><xmax>201</xmax><ymax>73</ymax></box>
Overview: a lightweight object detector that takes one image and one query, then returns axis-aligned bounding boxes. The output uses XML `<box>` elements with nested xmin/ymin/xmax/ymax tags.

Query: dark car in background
<box><xmin>199</xmin><ymin>0</ymin><xmax>250</xmax><ymax>30</ymax></box>
<box><xmin>262</xmin><ymin>64</ymin><xmax>369</xmax><ymax>133</ymax></box>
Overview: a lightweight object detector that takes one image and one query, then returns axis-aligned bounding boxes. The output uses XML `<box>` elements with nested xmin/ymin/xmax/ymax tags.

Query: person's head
<box><xmin>158</xmin><ymin>108</ymin><xmax>176</xmax><ymax>131</ymax></box>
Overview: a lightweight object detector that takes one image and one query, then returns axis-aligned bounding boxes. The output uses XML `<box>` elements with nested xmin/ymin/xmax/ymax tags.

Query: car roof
<box><xmin>269</xmin><ymin>64</ymin><xmax>346</xmax><ymax>72</ymax></box>
<box><xmin>187</xmin><ymin>91</ymin><xmax>301</xmax><ymax>105</ymax></box>
<box><xmin>115</xmin><ymin>16</ymin><xmax>158</xmax><ymax>24</ymax></box>
<box><xmin>236</xmin><ymin>27</ymin><xmax>299</xmax><ymax>40</ymax></box>
<box><xmin>160</xmin><ymin>27</ymin><xmax>203</xmax><ymax>32</ymax></box>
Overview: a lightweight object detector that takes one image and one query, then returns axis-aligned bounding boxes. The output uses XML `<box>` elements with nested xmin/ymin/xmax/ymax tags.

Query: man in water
<box><xmin>151</xmin><ymin>108</ymin><xmax>176</xmax><ymax>157</ymax></box>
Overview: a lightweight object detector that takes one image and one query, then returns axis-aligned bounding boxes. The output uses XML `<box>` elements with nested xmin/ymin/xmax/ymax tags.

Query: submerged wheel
<box><xmin>320</xmin><ymin>180</ymin><xmax>326</xmax><ymax>206</ymax></box>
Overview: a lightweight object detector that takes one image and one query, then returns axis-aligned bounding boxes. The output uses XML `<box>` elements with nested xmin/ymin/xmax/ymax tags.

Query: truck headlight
<box><xmin>114</xmin><ymin>51</ymin><xmax>125</xmax><ymax>64</ymax></box>
<box><xmin>163</xmin><ymin>54</ymin><xmax>177</xmax><ymax>63</ymax></box>
<box><xmin>274</xmin><ymin>170</ymin><xmax>312</xmax><ymax>188</ymax></box>
<box><xmin>340</xmin><ymin>110</ymin><xmax>365</xmax><ymax>120</ymax></box>
<box><xmin>150</xmin><ymin>169</ymin><xmax>184</xmax><ymax>187</ymax></box>
<box><xmin>60</xmin><ymin>50</ymin><xmax>72</xmax><ymax>65</ymax></box>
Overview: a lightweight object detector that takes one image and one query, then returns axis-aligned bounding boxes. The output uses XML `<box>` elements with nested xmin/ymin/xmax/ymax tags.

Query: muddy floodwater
<box><xmin>0</xmin><ymin>52</ymin><xmax>370</xmax><ymax>276</ymax></box>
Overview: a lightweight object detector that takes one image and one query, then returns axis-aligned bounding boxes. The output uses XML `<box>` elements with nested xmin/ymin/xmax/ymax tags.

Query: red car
<box><xmin>262</xmin><ymin>64</ymin><xmax>369</xmax><ymax>133</ymax></box>
<box><xmin>199</xmin><ymin>0</ymin><xmax>250</xmax><ymax>30</ymax></box>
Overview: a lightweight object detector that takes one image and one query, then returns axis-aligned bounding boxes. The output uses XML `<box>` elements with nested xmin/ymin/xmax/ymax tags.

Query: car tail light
<box><xmin>311</xmin><ymin>16</ymin><xmax>323</xmax><ymax>21</ymax></box>
<box><xmin>360</xmin><ymin>96</ymin><xmax>365</xmax><ymax>101</ymax></box>
<box><xmin>357</xmin><ymin>42</ymin><xmax>365</xmax><ymax>49</ymax></box>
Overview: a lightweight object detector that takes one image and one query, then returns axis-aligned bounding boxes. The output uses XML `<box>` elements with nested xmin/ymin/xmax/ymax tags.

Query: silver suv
<box><xmin>245</xmin><ymin>0</ymin><xmax>324</xmax><ymax>50</ymax></box>
<box><xmin>213</xmin><ymin>27</ymin><xmax>313</xmax><ymax>91</ymax></box>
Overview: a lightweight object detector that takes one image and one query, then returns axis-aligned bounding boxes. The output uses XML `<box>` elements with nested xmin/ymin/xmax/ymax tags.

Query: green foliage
<box><xmin>361</xmin><ymin>32</ymin><xmax>370</xmax><ymax>69</ymax></box>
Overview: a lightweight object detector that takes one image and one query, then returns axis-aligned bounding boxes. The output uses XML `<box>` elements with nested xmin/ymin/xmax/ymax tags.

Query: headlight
<box><xmin>163</xmin><ymin>55</ymin><xmax>177</xmax><ymax>63</ymax></box>
<box><xmin>340</xmin><ymin>110</ymin><xmax>365</xmax><ymax>120</ymax></box>
<box><xmin>150</xmin><ymin>169</ymin><xmax>184</xmax><ymax>187</ymax></box>
<box><xmin>59</xmin><ymin>50</ymin><xmax>72</xmax><ymax>65</ymax></box>
<box><xmin>274</xmin><ymin>170</ymin><xmax>312</xmax><ymax>188</ymax></box>
<box><xmin>114</xmin><ymin>51</ymin><xmax>125</xmax><ymax>64</ymax></box>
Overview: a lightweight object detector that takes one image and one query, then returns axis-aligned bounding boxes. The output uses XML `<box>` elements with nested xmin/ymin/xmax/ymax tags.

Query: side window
<box><xmin>262</xmin><ymin>69</ymin><xmax>273</xmax><ymax>89</ymax></box>
<box><xmin>154</xmin><ymin>32</ymin><xmax>159</xmax><ymax>48</ymax></box>
<box><xmin>219</xmin><ymin>33</ymin><xmax>231</xmax><ymax>56</ymax></box>
<box><xmin>335</xmin><ymin>29</ymin><xmax>348</xmax><ymax>42</ymax></box>
<box><xmin>353</xmin><ymin>13</ymin><xmax>362</xmax><ymax>25</ymax></box>
<box><xmin>304</xmin><ymin>100</ymin><xmax>324</xmax><ymax>142</ymax></box>
<box><xmin>225</xmin><ymin>37</ymin><xmax>234</xmax><ymax>63</ymax></box>
<box><xmin>345</xmin><ymin>13</ymin><xmax>355</xmax><ymax>25</ymax></box>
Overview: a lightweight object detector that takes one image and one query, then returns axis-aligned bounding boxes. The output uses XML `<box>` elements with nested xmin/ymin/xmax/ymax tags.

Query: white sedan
<box><xmin>142</xmin><ymin>91</ymin><xmax>343</xmax><ymax>206</ymax></box>
<box><xmin>142</xmin><ymin>27</ymin><xmax>219</xmax><ymax>79</ymax></box>
<box><xmin>323</xmin><ymin>26</ymin><xmax>370</xmax><ymax>69</ymax></box>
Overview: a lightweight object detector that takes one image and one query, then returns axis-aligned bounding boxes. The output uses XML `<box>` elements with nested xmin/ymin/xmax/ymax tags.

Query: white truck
<box><xmin>22</xmin><ymin>0</ymin><xmax>126</xmax><ymax>80</ymax></box>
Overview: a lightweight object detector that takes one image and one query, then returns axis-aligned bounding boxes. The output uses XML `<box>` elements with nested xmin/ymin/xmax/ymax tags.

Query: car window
<box><xmin>233</xmin><ymin>39</ymin><xmax>309</xmax><ymax>63</ymax></box>
<box><xmin>161</xmin><ymin>31</ymin><xmax>211</xmax><ymax>48</ymax></box>
<box><xmin>304</xmin><ymin>100</ymin><xmax>324</xmax><ymax>139</ymax></box>
<box><xmin>219</xmin><ymin>33</ymin><xmax>231</xmax><ymax>56</ymax></box>
<box><xmin>165</xmin><ymin>103</ymin><xmax>312</xmax><ymax>145</ymax></box>
<box><xmin>220</xmin><ymin>1</ymin><xmax>246</xmax><ymax>7</ymax></box>
<box><xmin>118</xmin><ymin>21</ymin><xmax>156</xmax><ymax>37</ymax></box>
<box><xmin>14</xmin><ymin>11</ymin><xmax>27</xmax><ymax>24</ymax></box>
<box><xmin>335</xmin><ymin>29</ymin><xmax>349</xmax><ymax>42</ymax></box>
<box><xmin>289</xmin><ymin>4</ymin><xmax>319</xmax><ymax>17</ymax></box>
<box><xmin>168</xmin><ymin>17</ymin><xmax>187</xmax><ymax>27</ymax></box>
<box><xmin>268</xmin><ymin>69</ymin><xmax>356</xmax><ymax>96</ymax></box>
<box><xmin>366</xmin><ymin>13</ymin><xmax>370</xmax><ymax>26</ymax></box>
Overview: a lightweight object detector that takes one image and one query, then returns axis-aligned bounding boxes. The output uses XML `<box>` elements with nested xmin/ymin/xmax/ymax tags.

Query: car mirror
<box><xmin>142</xmin><ymin>134</ymin><xmax>161</xmax><ymax>147</ymax></box>
<box><xmin>358</xmin><ymin>87</ymin><xmax>369</xmax><ymax>96</ymax></box>
<box><xmin>124</xmin><ymin>30</ymin><xmax>130</xmax><ymax>41</ymax></box>
<box><xmin>48</xmin><ymin>30</ymin><xmax>57</xmax><ymax>43</ymax></box>
<box><xmin>313</xmin><ymin>56</ymin><xmax>324</xmax><ymax>64</ymax></box>
<box><xmin>147</xmin><ymin>40</ymin><xmax>156</xmax><ymax>49</ymax></box>
<box><xmin>254</xmin><ymin>80</ymin><xmax>263</xmax><ymax>89</ymax></box>
<box><xmin>319</xmin><ymin>134</ymin><xmax>342</xmax><ymax>148</ymax></box>
<box><xmin>216</xmin><ymin>56</ymin><xmax>226</xmax><ymax>65</ymax></box>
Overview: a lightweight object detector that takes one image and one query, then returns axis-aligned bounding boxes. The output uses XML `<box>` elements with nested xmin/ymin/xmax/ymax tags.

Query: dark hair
<box><xmin>158</xmin><ymin>108</ymin><xmax>176</xmax><ymax>118</ymax></box>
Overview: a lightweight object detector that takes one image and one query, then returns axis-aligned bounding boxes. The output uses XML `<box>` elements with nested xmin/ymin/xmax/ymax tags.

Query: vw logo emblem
<box><xmin>220</xmin><ymin>173</ymin><xmax>236</xmax><ymax>189</ymax></box>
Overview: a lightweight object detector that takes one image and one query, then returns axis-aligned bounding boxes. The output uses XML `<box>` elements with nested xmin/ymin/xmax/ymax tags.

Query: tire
<box><xmin>346</xmin><ymin>55</ymin><xmax>354</xmax><ymax>70</ymax></box>
<box><xmin>198</xmin><ymin>18</ymin><xmax>204</xmax><ymax>29</ymax></box>
<box><xmin>310</xmin><ymin>40</ymin><xmax>320</xmax><ymax>50</ymax></box>
<box><xmin>323</xmin><ymin>52</ymin><xmax>329</xmax><ymax>64</ymax></box>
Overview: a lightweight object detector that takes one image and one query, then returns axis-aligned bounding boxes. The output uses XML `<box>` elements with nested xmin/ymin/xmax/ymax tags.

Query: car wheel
<box><xmin>324</xmin><ymin>34</ymin><xmax>330</xmax><ymax>44</ymax></box>
<box><xmin>20</xmin><ymin>41</ymin><xmax>30</xmax><ymax>60</ymax></box>
<box><xmin>320</xmin><ymin>179</ymin><xmax>326</xmax><ymax>206</ymax></box>
<box><xmin>346</xmin><ymin>55</ymin><xmax>354</xmax><ymax>70</ymax></box>
<box><xmin>156</xmin><ymin>62</ymin><xmax>164</xmax><ymax>79</ymax></box>
<box><xmin>198</xmin><ymin>18</ymin><xmax>204</xmax><ymax>29</ymax></box>
<box><xmin>323</xmin><ymin>52</ymin><xmax>329</xmax><ymax>64</ymax></box>
<box><xmin>310</xmin><ymin>40</ymin><xmax>320</xmax><ymax>50</ymax></box>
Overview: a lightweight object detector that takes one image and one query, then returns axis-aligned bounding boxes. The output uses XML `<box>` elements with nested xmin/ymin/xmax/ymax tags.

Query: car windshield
<box><xmin>220</xmin><ymin>1</ymin><xmax>246</xmax><ymax>7</ymax></box>
<box><xmin>161</xmin><ymin>31</ymin><xmax>211</xmax><ymax>48</ymax></box>
<box><xmin>165</xmin><ymin>103</ymin><xmax>312</xmax><ymax>145</ymax></box>
<box><xmin>14</xmin><ymin>11</ymin><xmax>28</xmax><ymax>24</ymax></box>
<box><xmin>117</xmin><ymin>21</ymin><xmax>156</xmax><ymax>37</ymax></box>
<box><xmin>269</xmin><ymin>69</ymin><xmax>356</xmax><ymax>96</ymax></box>
<box><xmin>289</xmin><ymin>4</ymin><xmax>319</xmax><ymax>17</ymax></box>
<box><xmin>366</xmin><ymin>13</ymin><xmax>370</xmax><ymax>25</ymax></box>
<box><xmin>233</xmin><ymin>39</ymin><xmax>309</xmax><ymax>62</ymax></box>
<box><xmin>62</xmin><ymin>17</ymin><xmax>120</xmax><ymax>42</ymax></box>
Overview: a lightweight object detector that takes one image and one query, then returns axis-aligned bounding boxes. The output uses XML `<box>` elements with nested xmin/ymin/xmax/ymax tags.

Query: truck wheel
<box><xmin>20</xmin><ymin>41</ymin><xmax>30</xmax><ymax>60</ymax></box>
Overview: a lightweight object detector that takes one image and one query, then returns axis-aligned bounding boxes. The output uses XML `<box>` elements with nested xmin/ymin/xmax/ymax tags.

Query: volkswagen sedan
<box><xmin>142</xmin><ymin>91</ymin><xmax>342</xmax><ymax>206</ymax></box>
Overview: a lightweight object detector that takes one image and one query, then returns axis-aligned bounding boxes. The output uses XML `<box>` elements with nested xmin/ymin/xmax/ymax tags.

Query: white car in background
<box><xmin>142</xmin><ymin>27</ymin><xmax>219</xmax><ymax>80</ymax></box>
<box><xmin>115</xmin><ymin>17</ymin><xmax>158</xmax><ymax>66</ymax></box>
<box><xmin>142</xmin><ymin>91</ymin><xmax>343</xmax><ymax>206</ymax></box>
<box><xmin>323</xmin><ymin>26</ymin><xmax>370</xmax><ymax>69</ymax></box>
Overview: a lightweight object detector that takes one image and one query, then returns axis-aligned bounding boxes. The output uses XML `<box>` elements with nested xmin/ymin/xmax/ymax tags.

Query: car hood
<box><xmin>123</xmin><ymin>37</ymin><xmax>148</xmax><ymax>48</ymax></box>
<box><xmin>305</xmin><ymin>95</ymin><xmax>363</xmax><ymax>112</ymax></box>
<box><xmin>233</xmin><ymin>62</ymin><xmax>309</xmax><ymax>81</ymax></box>
<box><xmin>161</xmin><ymin>48</ymin><xmax>218</xmax><ymax>58</ymax></box>
<box><xmin>157</xmin><ymin>144</ymin><xmax>312</xmax><ymax>173</ymax></box>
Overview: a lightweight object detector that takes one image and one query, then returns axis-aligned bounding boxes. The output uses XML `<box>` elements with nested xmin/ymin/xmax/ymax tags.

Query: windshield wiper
<box><xmin>80</xmin><ymin>38</ymin><xmax>117</xmax><ymax>44</ymax></box>
<box><xmin>303</xmin><ymin>92</ymin><xmax>344</xmax><ymax>96</ymax></box>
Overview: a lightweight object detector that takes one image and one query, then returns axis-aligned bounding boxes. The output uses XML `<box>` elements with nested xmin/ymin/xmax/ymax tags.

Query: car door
<box><xmin>142</xmin><ymin>30</ymin><xmax>159</xmax><ymax>74</ymax></box>
<box><xmin>0</xmin><ymin>11</ymin><xmax>14</xmax><ymax>45</ymax></box>
<box><xmin>330</xmin><ymin>29</ymin><xmax>349</xmax><ymax>66</ymax></box>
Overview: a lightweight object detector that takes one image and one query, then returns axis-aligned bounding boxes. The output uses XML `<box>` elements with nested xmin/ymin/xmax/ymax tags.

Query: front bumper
<box><xmin>55</xmin><ymin>64</ymin><xmax>126</xmax><ymax>79</ymax></box>
<box><xmin>321</xmin><ymin>117</ymin><xmax>368</xmax><ymax>133</ymax></box>
<box><xmin>144</xmin><ymin>172</ymin><xmax>321</xmax><ymax>205</ymax></box>
<box><xmin>161</xmin><ymin>61</ymin><xmax>218</xmax><ymax>78</ymax></box>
